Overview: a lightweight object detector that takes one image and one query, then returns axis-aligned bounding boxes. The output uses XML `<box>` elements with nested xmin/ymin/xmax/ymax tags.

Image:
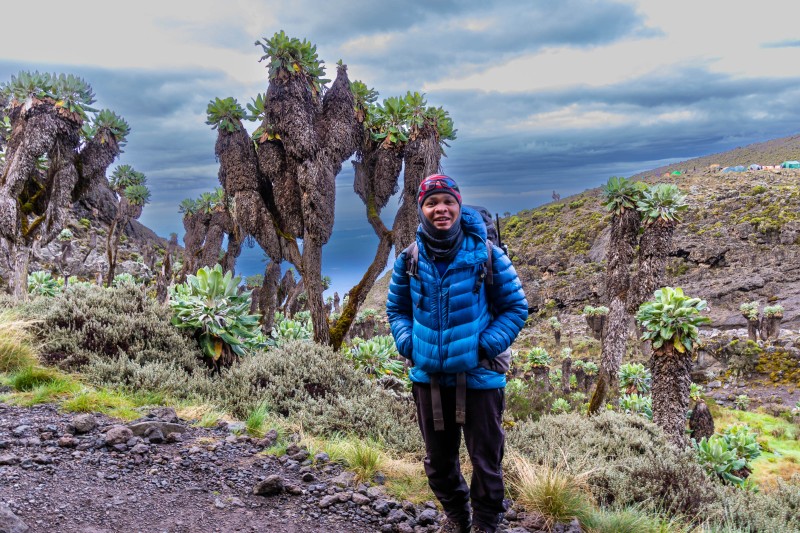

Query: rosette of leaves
<box><xmin>27</xmin><ymin>271</ymin><xmax>59</xmax><ymax>297</ymax></box>
<box><xmin>619</xmin><ymin>362</ymin><xmax>652</xmax><ymax>394</ymax></box>
<box><xmin>763</xmin><ymin>305</ymin><xmax>784</xmax><ymax>318</ymax></box>
<box><xmin>206</xmin><ymin>97</ymin><xmax>246</xmax><ymax>134</ymax></box>
<box><xmin>722</xmin><ymin>425</ymin><xmax>761</xmax><ymax>467</ymax></box>
<box><xmin>350</xmin><ymin>80</ymin><xmax>378</xmax><ymax>123</ymax></box>
<box><xmin>548</xmin><ymin>316</ymin><xmax>562</xmax><ymax>331</ymax></box>
<box><xmin>619</xmin><ymin>393</ymin><xmax>653</xmax><ymax>420</ymax></box>
<box><xmin>582</xmin><ymin>305</ymin><xmax>609</xmax><ymax>316</ymax></box>
<box><xmin>246</xmin><ymin>93</ymin><xmax>280</xmax><ymax>142</ymax></box>
<box><xmin>550</xmin><ymin>398</ymin><xmax>571</xmax><ymax>414</ymax></box>
<box><xmin>57</xmin><ymin>228</ymin><xmax>73</xmax><ymax>241</ymax></box>
<box><xmin>170</xmin><ymin>264</ymin><xmax>263</xmax><ymax>365</ymax></box>
<box><xmin>268</xmin><ymin>316</ymin><xmax>312</xmax><ymax>347</ymax></box>
<box><xmin>695</xmin><ymin>435</ymin><xmax>747</xmax><ymax>486</ymax></box>
<box><xmin>367</xmin><ymin>96</ymin><xmax>411</xmax><ymax>147</ymax></box>
<box><xmin>690</xmin><ymin>382</ymin><xmax>704</xmax><ymax>402</ymax></box>
<box><xmin>347</xmin><ymin>335</ymin><xmax>404</xmax><ymax>378</ymax></box>
<box><xmin>636</xmin><ymin>287</ymin><xmax>710</xmax><ymax>354</ymax></box>
<box><xmin>739</xmin><ymin>301</ymin><xmax>760</xmax><ymax>321</ymax></box>
<box><xmin>123</xmin><ymin>184</ymin><xmax>151</xmax><ymax>206</ymax></box>
<box><xmin>601</xmin><ymin>176</ymin><xmax>647</xmax><ymax>215</ymax></box>
<box><xmin>112</xmin><ymin>273</ymin><xmax>137</xmax><ymax>287</ymax></box>
<box><xmin>83</xmin><ymin>109</ymin><xmax>130</xmax><ymax>146</ymax></box>
<box><xmin>255</xmin><ymin>30</ymin><xmax>330</xmax><ymax>97</ymax></box>
<box><xmin>525</xmin><ymin>347</ymin><xmax>551</xmax><ymax>368</ymax></box>
<box><xmin>734</xmin><ymin>394</ymin><xmax>750</xmax><ymax>411</ymax></box>
<box><xmin>109</xmin><ymin>164</ymin><xmax>146</xmax><ymax>191</ymax></box>
<box><xmin>636</xmin><ymin>183</ymin><xmax>688</xmax><ymax>225</ymax></box>
<box><xmin>581</xmin><ymin>361</ymin><xmax>598</xmax><ymax>376</ymax></box>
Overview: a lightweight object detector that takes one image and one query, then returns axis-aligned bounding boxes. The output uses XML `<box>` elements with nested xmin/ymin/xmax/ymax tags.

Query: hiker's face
<box><xmin>422</xmin><ymin>193</ymin><xmax>460</xmax><ymax>231</ymax></box>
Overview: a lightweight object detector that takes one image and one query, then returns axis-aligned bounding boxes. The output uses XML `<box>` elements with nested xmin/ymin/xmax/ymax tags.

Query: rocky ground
<box><xmin>0</xmin><ymin>403</ymin><xmax>560</xmax><ymax>533</ymax></box>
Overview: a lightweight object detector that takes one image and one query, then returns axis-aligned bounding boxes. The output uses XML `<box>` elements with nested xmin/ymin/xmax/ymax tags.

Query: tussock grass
<box><xmin>61</xmin><ymin>388</ymin><xmax>163</xmax><ymax>421</ymax></box>
<box><xmin>506</xmin><ymin>448</ymin><xmax>595</xmax><ymax>529</ymax></box>
<box><xmin>177</xmin><ymin>404</ymin><xmax>230</xmax><ymax>427</ymax></box>
<box><xmin>6</xmin><ymin>365</ymin><xmax>63</xmax><ymax>391</ymax></box>
<box><xmin>0</xmin><ymin>310</ymin><xmax>39</xmax><ymax>372</ymax></box>
<box><xmin>583</xmin><ymin>506</ymin><xmax>697</xmax><ymax>533</ymax></box>
<box><xmin>245</xmin><ymin>401</ymin><xmax>272</xmax><ymax>437</ymax></box>
<box><xmin>324</xmin><ymin>436</ymin><xmax>387</xmax><ymax>483</ymax></box>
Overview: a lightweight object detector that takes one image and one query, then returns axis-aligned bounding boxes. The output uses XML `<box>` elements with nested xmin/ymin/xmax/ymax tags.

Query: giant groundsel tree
<box><xmin>0</xmin><ymin>71</ymin><xmax>129</xmax><ymax>298</ymax></box>
<box><xmin>208</xmin><ymin>32</ymin><xmax>455</xmax><ymax>346</ymax></box>
<box><xmin>106</xmin><ymin>164</ymin><xmax>150</xmax><ymax>286</ymax></box>
<box><xmin>589</xmin><ymin>178</ymin><xmax>688</xmax><ymax>413</ymax></box>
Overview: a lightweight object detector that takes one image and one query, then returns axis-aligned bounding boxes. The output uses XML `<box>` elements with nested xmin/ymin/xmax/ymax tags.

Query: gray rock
<box><xmin>417</xmin><ymin>509</ymin><xmax>438</xmax><ymax>525</ymax></box>
<box><xmin>351</xmin><ymin>493</ymin><xmax>371</xmax><ymax>505</ymax></box>
<box><xmin>0</xmin><ymin>454</ymin><xmax>19</xmax><ymax>465</ymax></box>
<box><xmin>127</xmin><ymin>421</ymin><xmax>186</xmax><ymax>438</ymax></box>
<box><xmin>0</xmin><ymin>503</ymin><xmax>28</xmax><ymax>533</ymax></box>
<box><xmin>253</xmin><ymin>475</ymin><xmax>284</xmax><ymax>496</ymax></box>
<box><xmin>314</xmin><ymin>452</ymin><xmax>330</xmax><ymax>463</ymax></box>
<box><xmin>372</xmin><ymin>499</ymin><xmax>391</xmax><ymax>515</ymax></box>
<box><xmin>330</xmin><ymin>471</ymin><xmax>354</xmax><ymax>488</ymax></box>
<box><xmin>319</xmin><ymin>494</ymin><xmax>339</xmax><ymax>508</ymax></box>
<box><xmin>103</xmin><ymin>426</ymin><xmax>133</xmax><ymax>445</ymax></box>
<box><xmin>70</xmin><ymin>414</ymin><xmax>97</xmax><ymax>434</ymax></box>
<box><xmin>386</xmin><ymin>508</ymin><xmax>410</xmax><ymax>524</ymax></box>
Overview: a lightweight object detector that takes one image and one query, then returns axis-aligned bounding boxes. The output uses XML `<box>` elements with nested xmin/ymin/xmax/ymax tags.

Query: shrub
<box><xmin>734</xmin><ymin>394</ymin><xmax>750</xmax><ymax>411</ymax></box>
<box><xmin>695</xmin><ymin>435</ymin><xmax>747</xmax><ymax>487</ymax></box>
<box><xmin>690</xmin><ymin>382</ymin><xmax>704</xmax><ymax>402</ymax></box>
<box><xmin>706</xmin><ymin>476</ymin><xmax>800</xmax><ymax>531</ymax></box>
<box><xmin>507</xmin><ymin>412</ymin><xmax>716</xmax><ymax>517</ymax></box>
<box><xmin>79</xmin><ymin>218</ymin><xmax>91</xmax><ymax>229</ymax></box>
<box><xmin>112</xmin><ymin>272</ymin><xmax>137</xmax><ymax>287</ymax></box>
<box><xmin>210</xmin><ymin>341</ymin><xmax>421</xmax><ymax>453</ymax></box>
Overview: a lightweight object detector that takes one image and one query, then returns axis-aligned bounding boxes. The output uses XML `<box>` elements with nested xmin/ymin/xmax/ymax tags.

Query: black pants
<box><xmin>412</xmin><ymin>383</ymin><xmax>506</xmax><ymax>532</ymax></box>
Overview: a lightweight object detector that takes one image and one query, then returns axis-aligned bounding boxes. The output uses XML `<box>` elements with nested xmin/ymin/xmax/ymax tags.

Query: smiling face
<box><xmin>421</xmin><ymin>193</ymin><xmax>461</xmax><ymax>231</ymax></box>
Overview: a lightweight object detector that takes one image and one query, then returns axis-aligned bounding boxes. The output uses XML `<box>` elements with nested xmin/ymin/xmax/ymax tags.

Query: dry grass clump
<box><xmin>211</xmin><ymin>340</ymin><xmax>422</xmax><ymax>453</ymax></box>
<box><xmin>506</xmin><ymin>448</ymin><xmax>595</xmax><ymax>529</ymax></box>
<box><xmin>0</xmin><ymin>310</ymin><xmax>39</xmax><ymax>372</ymax></box>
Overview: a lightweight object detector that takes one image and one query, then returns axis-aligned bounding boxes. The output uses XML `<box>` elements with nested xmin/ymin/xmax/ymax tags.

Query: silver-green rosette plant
<box><xmin>636</xmin><ymin>286</ymin><xmax>710</xmax><ymax>447</ymax></box>
<box><xmin>27</xmin><ymin>270</ymin><xmax>60</xmax><ymax>297</ymax></box>
<box><xmin>169</xmin><ymin>264</ymin><xmax>263</xmax><ymax>368</ymax></box>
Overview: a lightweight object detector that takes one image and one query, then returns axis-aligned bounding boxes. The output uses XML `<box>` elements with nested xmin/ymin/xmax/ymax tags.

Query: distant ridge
<box><xmin>632</xmin><ymin>133</ymin><xmax>800</xmax><ymax>179</ymax></box>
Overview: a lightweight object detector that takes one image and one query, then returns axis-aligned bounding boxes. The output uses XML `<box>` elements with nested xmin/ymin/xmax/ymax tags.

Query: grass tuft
<box><xmin>245</xmin><ymin>401</ymin><xmax>271</xmax><ymax>438</ymax></box>
<box><xmin>0</xmin><ymin>310</ymin><xmax>39</xmax><ymax>372</ymax></box>
<box><xmin>507</xmin><ymin>448</ymin><xmax>595</xmax><ymax>529</ymax></box>
<box><xmin>6</xmin><ymin>365</ymin><xmax>62</xmax><ymax>391</ymax></box>
<box><xmin>325</xmin><ymin>436</ymin><xmax>386</xmax><ymax>483</ymax></box>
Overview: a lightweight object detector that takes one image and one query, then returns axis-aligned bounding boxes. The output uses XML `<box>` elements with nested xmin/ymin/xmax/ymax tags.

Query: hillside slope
<box><xmin>365</xmin><ymin>133</ymin><xmax>800</xmax><ymax>331</ymax></box>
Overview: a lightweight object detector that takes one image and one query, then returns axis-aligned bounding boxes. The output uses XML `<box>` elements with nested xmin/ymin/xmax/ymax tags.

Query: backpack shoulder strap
<box><xmin>403</xmin><ymin>242</ymin><xmax>419</xmax><ymax>279</ymax></box>
<box><xmin>485</xmin><ymin>240</ymin><xmax>494</xmax><ymax>286</ymax></box>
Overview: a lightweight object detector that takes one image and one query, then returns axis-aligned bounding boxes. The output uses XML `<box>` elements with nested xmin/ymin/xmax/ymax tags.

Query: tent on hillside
<box><xmin>749</xmin><ymin>164</ymin><xmax>763</xmax><ymax>170</ymax></box>
<box><xmin>670</xmin><ymin>170</ymin><xmax>682</xmax><ymax>176</ymax></box>
<box><xmin>781</xmin><ymin>160</ymin><xmax>800</xmax><ymax>169</ymax></box>
<box><xmin>722</xmin><ymin>165</ymin><xmax>747</xmax><ymax>173</ymax></box>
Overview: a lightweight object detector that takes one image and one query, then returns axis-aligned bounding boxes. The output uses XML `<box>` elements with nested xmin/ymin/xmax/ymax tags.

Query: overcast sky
<box><xmin>2</xmin><ymin>0</ymin><xmax>800</xmax><ymax>298</ymax></box>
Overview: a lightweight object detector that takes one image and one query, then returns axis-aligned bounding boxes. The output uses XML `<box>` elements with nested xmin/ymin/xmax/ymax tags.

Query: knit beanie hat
<box><xmin>417</xmin><ymin>174</ymin><xmax>462</xmax><ymax>207</ymax></box>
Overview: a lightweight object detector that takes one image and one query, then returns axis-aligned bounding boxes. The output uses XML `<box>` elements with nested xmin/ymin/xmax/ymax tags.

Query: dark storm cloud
<box><xmin>273</xmin><ymin>0</ymin><xmax>654</xmax><ymax>90</ymax></box>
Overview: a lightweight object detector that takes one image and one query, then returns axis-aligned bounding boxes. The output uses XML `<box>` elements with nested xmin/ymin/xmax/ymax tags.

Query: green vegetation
<box><xmin>27</xmin><ymin>271</ymin><xmax>60</xmax><ymax>297</ymax></box>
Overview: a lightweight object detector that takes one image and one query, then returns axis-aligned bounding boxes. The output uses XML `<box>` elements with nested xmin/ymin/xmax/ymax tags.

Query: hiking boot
<box><xmin>437</xmin><ymin>516</ymin><xmax>472</xmax><ymax>533</ymax></box>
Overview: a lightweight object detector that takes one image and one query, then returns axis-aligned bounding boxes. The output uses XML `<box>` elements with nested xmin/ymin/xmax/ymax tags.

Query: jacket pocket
<box><xmin>478</xmin><ymin>348</ymin><xmax>511</xmax><ymax>374</ymax></box>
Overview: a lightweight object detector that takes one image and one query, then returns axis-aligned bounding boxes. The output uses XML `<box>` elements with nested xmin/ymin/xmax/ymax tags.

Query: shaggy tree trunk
<box><xmin>259</xmin><ymin>261</ymin><xmax>282</xmax><ymax>334</ymax></box>
<box><xmin>301</xmin><ymin>239</ymin><xmax>329</xmax><ymax>344</ymax></box>
<box><xmin>589</xmin><ymin>297</ymin><xmax>628</xmax><ymax>413</ymax></box>
<box><xmin>573</xmin><ymin>366</ymin><xmax>587</xmax><ymax>393</ymax></box>
<box><xmin>561</xmin><ymin>357</ymin><xmax>572</xmax><ymax>394</ymax></box>
<box><xmin>628</xmin><ymin>220</ymin><xmax>675</xmax><ymax>313</ymax></box>
<box><xmin>652</xmin><ymin>342</ymin><xmax>693</xmax><ymax>448</ymax></box>
<box><xmin>689</xmin><ymin>400</ymin><xmax>715</xmax><ymax>442</ymax></box>
<box><xmin>531</xmin><ymin>367</ymin><xmax>550</xmax><ymax>390</ymax></box>
<box><xmin>554</xmin><ymin>329</ymin><xmax>561</xmax><ymax>347</ymax></box>
<box><xmin>746</xmin><ymin>319</ymin><xmax>760</xmax><ymax>342</ymax></box>
<box><xmin>9</xmin><ymin>243</ymin><xmax>31</xmax><ymax>300</ymax></box>
<box><xmin>585</xmin><ymin>315</ymin><xmax>606</xmax><ymax>342</ymax></box>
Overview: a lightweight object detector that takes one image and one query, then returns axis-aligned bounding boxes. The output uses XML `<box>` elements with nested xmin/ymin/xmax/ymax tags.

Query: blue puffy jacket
<box><xmin>386</xmin><ymin>206</ymin><xmax>528</xmax><ymax>389</ymax></box>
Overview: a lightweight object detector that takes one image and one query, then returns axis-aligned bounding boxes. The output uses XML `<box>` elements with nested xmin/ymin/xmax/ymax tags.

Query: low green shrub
<box><xmin>210</xmin><ymin>341</ymin><xmax>421</xmax><ymax>453</ymax></box>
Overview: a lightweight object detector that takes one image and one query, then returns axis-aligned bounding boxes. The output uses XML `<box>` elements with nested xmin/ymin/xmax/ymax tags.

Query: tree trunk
<box><xmin>573</xmin><ymin>367</ymin><xmax>587</xmax><ymax>393</ymax></box>
<box><xmin>561</xmin><ymin>357</ymin><xmax>572</xmax><ymax>394</ymax></box>
<box><xmin>9</xmin><ymin>242</ymin><xmax>31</xmax><ymax>300</ymax></box>
<box><xmin>689</xmin><ymin>400</ymin><xmax>715</xmax><ymax>442</ymax></box>
<box><xmin>105</xmin><ymin>217</ymin><xmax>122</xmax><ymax>287</ymax></box>
<box><xmin>259</xmin><ymin>261</ymin><xmax>282</xmax><ymax>334</ymax></box>
<box><xmin>589</xmin><ymin>297</ymin><xmax>628</xmax><ymax>413</ymax></box>
<box><xmin>301</xmin><ymin>239</ymin><xmax>330</xmax><ymax>345</ymax></box>
<box><xmin>652</xmin><ymin>342</ymin><xmax>693</xmax><ymax>448</ymax></box>
<box><xmin>746</xmin><ymin>318</ymin><xmax>760</xmax><ymax>342</ymax></box>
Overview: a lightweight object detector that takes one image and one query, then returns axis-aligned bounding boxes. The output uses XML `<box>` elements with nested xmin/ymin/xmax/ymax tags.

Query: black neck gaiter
<box><xmin>417</xmin><ymin>205</ymin><xmax>464</xmax><ymax>261</ymax></box>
